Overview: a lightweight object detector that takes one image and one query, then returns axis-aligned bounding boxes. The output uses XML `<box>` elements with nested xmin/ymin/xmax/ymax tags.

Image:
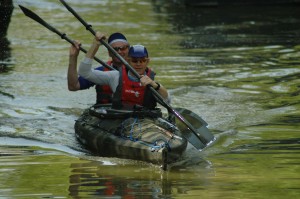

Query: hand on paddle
<box><xmin>140</xmin><ymin>75</ymin><xmax>169</xmax><ymax>100</ymax></box>
<box><xmin>140</xmin><ymin>75</ymin><xmax>154</xmax><ymax>87</ymax></box>
<box><xmin>69</xmin><ymin>40</ymin><xmax>81</xmax><ymax>57</ymax></box>
<box><xmin>93</xmin><ymin>32</ymin><xmax>106</xmax><ymax>45</ymax></box>
<box><xmin>85</xmin><ymin>32</ymin><xmax>107</xmax><ymax>59</ymax></box>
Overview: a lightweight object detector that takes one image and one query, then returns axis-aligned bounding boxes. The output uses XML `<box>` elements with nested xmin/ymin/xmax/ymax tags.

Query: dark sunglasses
<box><xmin>130</xmin><ymin>58</ymin><xmax>148</xmax><ymax>63</ymax></box>
<box><xmin>113</xmin><ymin>45</ymin><xmax>129</xmax><ymax>52</ymax></box>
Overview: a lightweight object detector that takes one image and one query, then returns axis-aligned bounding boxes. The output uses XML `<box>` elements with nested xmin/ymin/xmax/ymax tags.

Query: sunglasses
<box><xmin>113</xmin><ymin>45</ymin><xmax>129</xmax><ymax>52</ymax></box>
<box><xmin>130</xmin><ymin>58</ymin><xmax>148</xmax><ymax>64</ymax></box>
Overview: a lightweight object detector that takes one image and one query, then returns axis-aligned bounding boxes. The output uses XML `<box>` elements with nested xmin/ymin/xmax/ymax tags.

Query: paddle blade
<box><xmin>174</xmin><ymin>108</ymin><xmax>215</xmax><ymax>149</ymax></box>
<box><xmin>19</xmin><ymin>5</ymin><xmax>62</xmax><ymax>36</ymax></box>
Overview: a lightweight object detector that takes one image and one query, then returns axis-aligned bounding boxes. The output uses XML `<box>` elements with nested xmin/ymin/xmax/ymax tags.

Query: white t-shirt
<box><xmin>79</xmin><ymin>57</ymin><xmax>119</xmax><ymax>92</ymax></box>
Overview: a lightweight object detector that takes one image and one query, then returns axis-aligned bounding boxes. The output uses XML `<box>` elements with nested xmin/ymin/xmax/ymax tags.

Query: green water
<box><xmin>1</xmin><ymin>0</ymin><xmax>299</xmax><ymax>198</ymax></box>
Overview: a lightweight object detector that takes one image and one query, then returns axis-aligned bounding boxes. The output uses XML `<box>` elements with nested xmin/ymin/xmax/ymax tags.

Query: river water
<box><xmin>1</xmin><ymin>0</ymin><xmax>300</xmax><ymax>198</ymax></box>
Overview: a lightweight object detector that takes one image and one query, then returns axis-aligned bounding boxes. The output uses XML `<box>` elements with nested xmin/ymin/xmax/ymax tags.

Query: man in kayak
<box><xmin>78</xmin><ymin>32</ymin><xmax>169</xmax><ymax>110</ymax></box>
<box><xmin>67</xmin><ymin>32</ymin><xmax>129</xmax><ymax>104</ymax></box>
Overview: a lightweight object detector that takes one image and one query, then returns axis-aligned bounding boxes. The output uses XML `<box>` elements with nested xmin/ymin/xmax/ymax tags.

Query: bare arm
<box><xmin>140</xmin><ymin>75</ymin><xmax>169</xmax><ymax>100</ymax></box>
<box><xmin>86</xmin><ymin>32</ymin><xmax>106</xmax><ymax>59</ymax></box>
<box><xmin>67</xmin><ymin>41</ymin><xmax>81</xmax><ymax>91</ymax></box>
<box><xmin>78</xmin><ymin>32</ymin><xmax>120</xmax><ymax>92</ymax></box>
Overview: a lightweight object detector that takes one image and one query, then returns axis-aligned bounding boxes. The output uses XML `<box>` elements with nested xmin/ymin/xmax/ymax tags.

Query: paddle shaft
<box><xmin>18</xmin><ymin>5</ymin><xmax>114</xmax><ymax>71</ymax></box>
<box><xmin>59</xmin><ymin>0</ymin><xmax>210</xmax><ymax>147</ymax></box>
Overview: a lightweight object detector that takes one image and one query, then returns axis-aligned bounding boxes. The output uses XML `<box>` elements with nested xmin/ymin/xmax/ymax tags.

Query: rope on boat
<box><xmin>149</xmin><ymin>139</ymin><xmax>171</xmax><ymax>152</ymax></box>
<box><xmin>120</xmin><ymin>117</ymin><xmax>171</xmax><ymax>152</ymax></box>
<box><xmin>129</xmin><ymin>117</ymin><xmax>141</xmax><ymax>141</ymax></box>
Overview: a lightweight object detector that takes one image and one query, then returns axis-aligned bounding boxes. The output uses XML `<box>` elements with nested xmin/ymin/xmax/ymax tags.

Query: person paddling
<box><xmin>68</xmin><ymin>32</ymin><xmax>129</xmax><ymax>104</ymax></box>
<box><xmin>78</xmin><ymin>32</ymin><xmax>169</xmax><ymax>110</ymax></box>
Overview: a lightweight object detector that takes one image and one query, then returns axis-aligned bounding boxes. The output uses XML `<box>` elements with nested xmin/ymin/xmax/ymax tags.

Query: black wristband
<box><xmin>155</xmin><ymin>82</ymin><xmax>160</xmax><ymax>90</ymax></box>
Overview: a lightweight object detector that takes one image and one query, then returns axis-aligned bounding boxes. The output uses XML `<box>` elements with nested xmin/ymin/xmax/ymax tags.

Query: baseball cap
<box><xmin>128</xmin><ymin>45</ymin><xmax>148</xmax><ymax>58</ymax></box>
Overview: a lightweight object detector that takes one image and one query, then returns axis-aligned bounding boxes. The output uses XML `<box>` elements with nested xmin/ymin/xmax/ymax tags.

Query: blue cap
<box><xmin>108</xmin><ymin>32</ymin><xmax>128</xmax><ymax>45</ymax></box>
<box><xmin>128</xmin><ymin>45</ymin><xmax>148</xmax><ymax>58</ymax></box>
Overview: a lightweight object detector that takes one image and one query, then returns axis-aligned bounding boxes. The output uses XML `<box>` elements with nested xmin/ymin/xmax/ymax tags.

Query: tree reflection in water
<box><xmin>0</xmin><ymin>0</ymin><xmax>14</xmax><ymax>73</ymax></box>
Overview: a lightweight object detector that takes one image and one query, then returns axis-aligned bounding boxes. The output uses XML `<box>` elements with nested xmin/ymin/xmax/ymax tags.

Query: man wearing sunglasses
<box><xmin>78</xmin><ymin>32</ymin><xmax>169</xmax><ymax>110</ymax></box>
<box><xmin>68</xmin><ymin>32</ymin><xmax>129</xmax><ymax>104</ymax></box>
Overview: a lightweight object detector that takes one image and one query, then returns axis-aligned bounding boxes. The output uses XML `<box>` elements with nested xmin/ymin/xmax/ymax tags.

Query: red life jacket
<box><xmin>95</xmin><ymin>61</ymin><xmax>116</xmax><ymax>104</ymax></box>
<box><xmin>112</xmin><ymin>66</ymin><xmax>157</xmax><ymax>109</ymax></box>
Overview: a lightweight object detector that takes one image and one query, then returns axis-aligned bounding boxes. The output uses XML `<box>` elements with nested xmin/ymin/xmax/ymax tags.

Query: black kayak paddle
<box><xmin>18</xmin><ymin>5</ymin><xmax>114</xmax><ymax>71</ymax></box>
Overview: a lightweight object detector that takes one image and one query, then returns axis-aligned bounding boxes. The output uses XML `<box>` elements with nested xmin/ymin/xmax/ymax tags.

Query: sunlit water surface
<box><xmin>0</xmin><ymin>0</ymin><xmax>300</xmax><ymax>198</ymax></box>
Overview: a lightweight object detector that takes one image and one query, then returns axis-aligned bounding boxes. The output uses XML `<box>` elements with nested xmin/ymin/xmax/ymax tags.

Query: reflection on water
<box><xmin>68</xmin><ymin>159</ymin><xmax>214</xmax><ymax>198</ymax></box>
<box><xmin>1</xmin><ymin>0</ymin><xmax>300</xmax><ymax>198</ymax></box>
<box><xmin>69</xmin><ymin>154</ymin><xmax>215</xmax><ymax>198</ymax></box>
<box><xmin>230</xmin><ymin>137</ymin><xmax>300</xmax><ymax>154</ymax></box>
<box><xmin>69</xmin><ymin>161</ymin><xmax>168</xmax><ymax>198</ymax></box>
<box><xmin>0</xmin><ymin>0</ymin><xmax>14</xmax><ymax>72</ymax></box>
<box><xmin>0</xmin><ymin>145</ymin><xmax>213</xmax><ymax>198</ymax></box>
<box><xmin>0</xmin><ymin>142</ymin><xmax>298</xmax><ymax>198</ymax></box>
